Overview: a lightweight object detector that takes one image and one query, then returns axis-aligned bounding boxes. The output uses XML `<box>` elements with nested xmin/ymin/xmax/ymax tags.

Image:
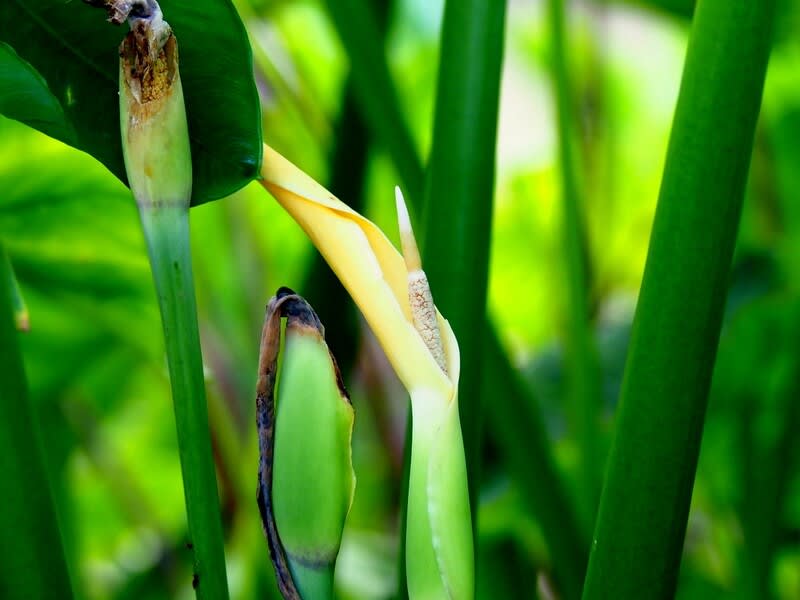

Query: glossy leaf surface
<box><xmin>0</xmin><ymin>244</ymin><xmax>75</xmax><ymax>600</ymax></box>
<box><xmin>0</xmin><ymin>42</ymin><xmax>75</xmax><ymax>146</ymax></box>
<box><xmin>0</xmin><ymin>0</ymin><xmax>261</xmax><ymax>205</ymax></box>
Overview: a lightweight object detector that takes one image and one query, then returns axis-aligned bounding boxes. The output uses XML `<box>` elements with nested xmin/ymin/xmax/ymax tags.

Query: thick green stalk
<box><xmin>139</xmin><ymin>206</ymin><xmax>229</xmax><ymax>599</ymax></box>
<box><xmin>547</xmin><ymin>0</ymin><xmax>602</xmax><ymax>528</ymax></box>
<box><xmin>0</xmin><ymin>244</ymin><xmax>74</xmax><ymax>600</ymax></box>
<box><xmin>114</xmin><ymin>6</ymin><xmax>229</xmax><ymax>596</ymax></box>
<box><xmin>582</xmin><ymin>2</ymin><xmax>776</xmax><ymax>598</ymax></box>
<box><xmin>323</xmin><ymin>0</ymin><xmax>424</xmax><ymax>207</ymax></box>
<box><xmin>422</xmin><ymin>0</ymin><xmax>506</xmax><ymax>524</ymax></box>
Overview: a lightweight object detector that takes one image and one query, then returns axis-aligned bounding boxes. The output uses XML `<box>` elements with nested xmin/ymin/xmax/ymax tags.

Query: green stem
<box><xmin>422</xmin><ymin>0</ymin><xmax>507</xmax><ymax>535</ymax></box>
<box><xmin>582</xmin><ymin>2</ymin><xmax>776</xmax><ymax>598</ymax></box>
<box><xmin>547</xmin><ymin>0</ymin><xmax>602</xmax><ymax>529</ymax></box>
<box><xmin>138</xmin><ymin>205</ymin><xmax>230</xmax><ymax>600</ymax></box>
<box><xmin>0</xmin><ymin>244</ymin><xmax>74</xmax><ymax>600</ymax></box>
<box><xmin>395</xmin><ymin>415</ymin><xmax>412</xmax><ymax>600</ymax></box>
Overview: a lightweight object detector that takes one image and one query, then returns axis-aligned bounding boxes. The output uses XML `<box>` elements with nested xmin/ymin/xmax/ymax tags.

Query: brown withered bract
<box><xmin>255</xmin><ymin>289</ymin><xmax>303</xmax><ymax>600</ymax></box>
<box><xmin>254</xmin><ymin>288</ymin><xmax>350</xmax><ymax>600</ymax></box>
<box><xmin>84</xmin><ymin>0</ymin><xmax>175</xmax><ymax>104</ymax></box>
<box><xmin>121</xmin><ymin>33</ymin><xmax>175</xmax><ymax>105</ymax></box>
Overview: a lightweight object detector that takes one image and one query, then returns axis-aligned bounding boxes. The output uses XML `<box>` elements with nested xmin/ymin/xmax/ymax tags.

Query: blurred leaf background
<box><xmin>2</xmin><ymin>0</ymin><xmax>800</xmax><ymax>598</ymax></box>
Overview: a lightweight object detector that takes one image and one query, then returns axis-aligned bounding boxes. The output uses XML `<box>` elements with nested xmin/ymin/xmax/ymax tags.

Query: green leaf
<box><xmin>0</xmin><ymin>42</ymin><xmax>76</xmax><ymax>145</ymax></box>
<box><xmin>0</xmin><ymin>0</ymin><xmax>261</xmax><ymax>205</ymax></box>
<box><xmin>0</xmin><ymin>119</ymin><xmax>155</xmax><ymax>363</ymax></box>
<box><xmin>0</xmin><ymin>119</ymin><xmax>202</xmax><ymax>596</ymax></box>
<box><xmin>582</xmin><ymin>2</ymin><xmax>777</xmax><ymax>598</ymax></box>
<box><xmin>0</xmin><ymin>243</ymin><xmax>74</xmax><ymax>600</ymax></box>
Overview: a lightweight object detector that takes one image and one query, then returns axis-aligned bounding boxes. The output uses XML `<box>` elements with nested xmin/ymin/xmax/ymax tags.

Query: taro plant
<box><xmin>259</xmin><ymin>150</ymin><xmax>474</xmax><ymax>598</ymax></box>
<box><xmin>109</xmin><ymin>4</ymin><xmax>230</xmax><ymax>597</ymax></box>
<box><xmin>0</xmin><ymin>0</ymin><xmax>260</xmax><ymax>597</ymax></box>
<box><xmin>0</xmin><ymin>0</ymin><xmax>793</xmax><ymax>599</ymax></box>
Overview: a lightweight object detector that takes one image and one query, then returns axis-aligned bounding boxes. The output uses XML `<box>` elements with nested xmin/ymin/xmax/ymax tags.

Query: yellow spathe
<box><xmin>260</xmin><ymin>144</ymin><xmax>451</xmax><ymax>402</ymax></box>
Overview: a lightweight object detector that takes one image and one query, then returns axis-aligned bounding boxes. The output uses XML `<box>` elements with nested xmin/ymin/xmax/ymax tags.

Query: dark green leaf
<box><xmin>0</xmin><ymin>244</ymin><xmax>74</xmax><ymax>600</ymax></box>
<box><xmin>0</xmin><ymin>0</ymin><xmax>261</xmax><ymax>205</ymax></box>
<box><xmin>0</xmin><ymin>42</ymin><xmax>76</xmax><ymax>145</ymax></box>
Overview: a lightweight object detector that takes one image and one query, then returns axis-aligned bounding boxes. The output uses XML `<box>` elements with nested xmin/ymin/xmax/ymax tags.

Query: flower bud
<box><xmin>257</xmin><ymin>288</ymin><xmax>355</xmax><ymax>600</ymax></box>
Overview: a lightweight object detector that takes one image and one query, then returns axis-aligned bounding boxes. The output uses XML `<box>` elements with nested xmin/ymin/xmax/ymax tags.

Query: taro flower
<box><xmin>256</xmin><ymin>287</ymin><xmax>356</xmax><ymax>600</ymax></box>
<box><xmin>260</xmin><ymin>144</ymin><xmax>474</xmax><ymax>600</ymax></box>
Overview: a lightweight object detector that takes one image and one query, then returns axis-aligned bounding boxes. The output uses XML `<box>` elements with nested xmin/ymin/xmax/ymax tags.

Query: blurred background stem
<box><xmin>738</xmin><ymin>331</ymin><xmax>800</xmax><ymax>599</ymax></box>
<box><xmin>324</xmin><ymin>0</ymin><xmax>424</xmax><ymax>209</ymax></box>
<box><xmin>484</xmin><ymin>324</ymin><xmax>586</xmax><ymax>600</ymax></box>
<box><xmin>0</xmin><ymin>244</ymin><xmax>74</xmax><ymax>600</ymax></box>
<box><xmin>547</xmin><ymin>0</ymin><xmax>603</xmax><ymax>530</ymax></box>
<box><xmin>582</xmin><ymin>2</ymin><xmax>777</xmax><ymax>597</ymax></box>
